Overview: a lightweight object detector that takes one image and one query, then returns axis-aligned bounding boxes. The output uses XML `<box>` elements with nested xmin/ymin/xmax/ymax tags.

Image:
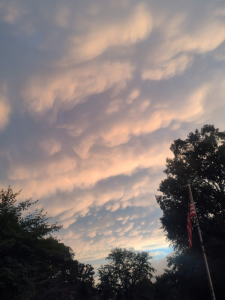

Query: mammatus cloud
<box><xmin>141</xmin><ymin>54</ymin><xmax>193</xmax><ymax>80</ymax></box>
<box><xmin>65</xmin><ymin>3</ymin><xmax>153</xmax><ymax>63</ymax></box>
<box><xmin>22</xmin><ymin>61</ymin><xmax>134</xmax><ymax>114</ymax></box>
<box><xmin>1</xmin><ymin>0</ymin><xmax>225</xmax><ymax>270</ymax></box>
<box><xmin>0</xmin><ymin>85</ymin><xmax>10</xmax><ymax>131</ymax></box>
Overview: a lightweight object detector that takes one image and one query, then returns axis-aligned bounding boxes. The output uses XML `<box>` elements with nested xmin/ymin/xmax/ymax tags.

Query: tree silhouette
<box><xmin>0</xmin><ymin>187</ymin><xmax>95</xmax><ymax>300</ymax></box>
<box><xmin>156</xmin><ymin>125</ymin><xmax>225</xmax><ymax>300</ymax></box>
<box><xmin>97</xmin><ymin>248</ymin><xmax>155</xmax><ymax>300</ymax></box>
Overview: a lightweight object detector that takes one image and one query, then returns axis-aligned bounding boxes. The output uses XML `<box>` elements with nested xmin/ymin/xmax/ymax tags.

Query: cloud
<box><xmin>64</xmin><ymin>3</ymin><xmax>153</xmax><ymax>63</ymax></box>
<box><xmin>1</xmin><ymin>0</ymin><xmax>225</xmax><ymax>270</ymax></box>
<box><xmin>139</xmin><ymin>2</ymin><xmax>225</xmax><ymax>80</ymax></box>
<box><xmin>0</xmin><ymin>85</ymin><xmax>10</xmax><ymax>131</ymax></box>
<box><xmin>142</xmin><ymin>54</ymin><xmax>193</xmax><ymax>80</ymax></box>
<box><xmin>60</xmin><ymin>202</ymin><xmax>167</xmax><ymax>261</ymax></box>
<box><xmin>39</xmin><ymin>138</ymin><xmax>62</xmax><ymax>156</ymax></box>
<box><xmin>21</xmin><ymin>61</ymin><xmax>134</xmax><ymax>114</ymax></box>
<box><xmin>0</xmin><ymin>1</ymin><xmax>27</xmax><ymax>24</ymax></box>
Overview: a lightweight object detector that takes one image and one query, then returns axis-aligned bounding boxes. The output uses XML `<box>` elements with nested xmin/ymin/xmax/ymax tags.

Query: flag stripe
<box><xmin>190</xmin><ymin>204</ymin><xmax>196</xmax><ymax>217</ymax></box>
<box><xmin>187</xmin><ymin>212</ymin><xmax>192</xmax><ymax>248</ymax></box>
<box><xmin>187</xmin><ymin>204</ymin><xmax>196</xmax><ymax>248</ymax></box>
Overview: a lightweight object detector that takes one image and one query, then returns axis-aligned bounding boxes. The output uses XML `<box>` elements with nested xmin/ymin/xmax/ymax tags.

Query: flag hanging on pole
<box><xmin>187</xmin><ymin>211</ymin><xmax>192</xmax><ymax>248</ymax></box>
<box><xmin>190</xmin><ymin>204</ymin><xmax>196</xmax><ymax>218</ymax></box>
<box><xmin>187</xmin><ymin>204</ymin><xmax>196</xmax><ymax>248</ymax></box>
<box><xmin>187</xmin><ymin>184</ymin><xmax>216</xmax><ymax>300</ymax></box>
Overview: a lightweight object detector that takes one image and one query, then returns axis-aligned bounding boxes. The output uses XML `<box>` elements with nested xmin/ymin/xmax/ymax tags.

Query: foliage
<box><xmin>156</xmin><ymin>124</ymin><xmax>225</xmax><ymax>300</ymax></box>
<box><xmin>154</xmin><ymin>271</ymin><xmax>179</xmax><ymax>300</ymax></box>
<box><xmin>97</xmin><ymin>248</ymin><xmax>155</xmax><ymax>300</ymax></box>
<box><xmin>0</xmin><ymin>187</ymin><xmax>95</xmax><ymax>300</ymax></box>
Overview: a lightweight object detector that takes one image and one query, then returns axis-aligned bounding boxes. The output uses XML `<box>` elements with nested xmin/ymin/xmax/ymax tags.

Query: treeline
<box><xmin>0</xmin><ymin>187</ymin><xmax>156</xmax><ymax>300</ymax></box>
<box><xmin>1</xmin><ymin>125</ymin><xmax>224</xmax><ymax>300</ymax></box>
<box><xmin>0</xmin><ymin>188</ymin><xmax>95</xmax><ymax>300</ymax></box>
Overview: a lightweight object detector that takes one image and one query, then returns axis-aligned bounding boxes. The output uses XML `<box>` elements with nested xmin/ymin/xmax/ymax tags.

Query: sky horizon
<box><xmin>1</xmin><ymin>0</ymin><xmax>225</xmax><ymax>275</ymax></box>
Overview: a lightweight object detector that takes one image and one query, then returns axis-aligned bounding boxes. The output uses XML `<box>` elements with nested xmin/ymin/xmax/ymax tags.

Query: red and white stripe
<box><xmin>187</xmin><ymin>204</ymin><xmax>196</xmax><ymax>248</ymax></box>
<box><xmin>190</xmin><ymin>204</ymin><xmax>196</xmax><ymax>217</ymax></box>
<box><xmin>187</xmin><ymin>212</ymin><xmax>192</xmax><ymax>248</ymax></box>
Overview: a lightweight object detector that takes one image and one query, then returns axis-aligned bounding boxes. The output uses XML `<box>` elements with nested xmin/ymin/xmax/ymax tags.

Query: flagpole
<box><xmin>188</xmin><ymin>183</ymin><xmax>216</xmax><ymax>300</ymax></box>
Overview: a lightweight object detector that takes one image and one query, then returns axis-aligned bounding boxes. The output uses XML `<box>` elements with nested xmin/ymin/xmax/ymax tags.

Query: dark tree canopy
<box><xmin>156</xmin><ymin>125</ymin><xmax>225</xmax><ymax>300</ymax></box>
<box><xmin>0</xmin><ymin>187</ymin><xmax>96</xmax><ymax>300</ymax></box>
<box><xmin>97</xmin><ymin>248</ymin><xmax>155</xmax><ymax>300</ymax></box>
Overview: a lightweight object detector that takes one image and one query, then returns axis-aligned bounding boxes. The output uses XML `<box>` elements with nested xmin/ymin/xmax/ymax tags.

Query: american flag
<box><xmin>187</xmin><ymin>204</ymin><xmax>196</xmax><ymax>248</ymax></box>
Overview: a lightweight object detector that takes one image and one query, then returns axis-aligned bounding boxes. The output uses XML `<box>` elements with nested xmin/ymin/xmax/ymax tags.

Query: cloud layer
<box><xmin>1</xmin><ymin>0</ymin><xmax>225</xmax><ymax>269</ymax></box>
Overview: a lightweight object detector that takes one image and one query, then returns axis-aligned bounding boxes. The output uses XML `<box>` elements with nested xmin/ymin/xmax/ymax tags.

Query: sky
<box><xmin>1</xmin><ymin>0</ymin><xmax>225</xmax><ymax>275</ymax></box>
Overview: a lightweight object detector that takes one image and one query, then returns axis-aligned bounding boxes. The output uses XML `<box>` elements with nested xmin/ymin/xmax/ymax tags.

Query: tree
<box><xmin>97</xmin><ymin>248</ymin><xmax>155</xmax><ymax>300</ymax></box>
<box><xmin>154</xmin><ymin>271</ymin><xmax>179</xmax><ymax>300</ymax></box>
<box><xmin>156</xmin><ymin>125</ymin><xmax>225</xmax><ymax>300</ymax></box>
<box><xmin>0</xmin><ymin>187</ymin><xmax>95</xmax><ymax>300</ymax></box>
